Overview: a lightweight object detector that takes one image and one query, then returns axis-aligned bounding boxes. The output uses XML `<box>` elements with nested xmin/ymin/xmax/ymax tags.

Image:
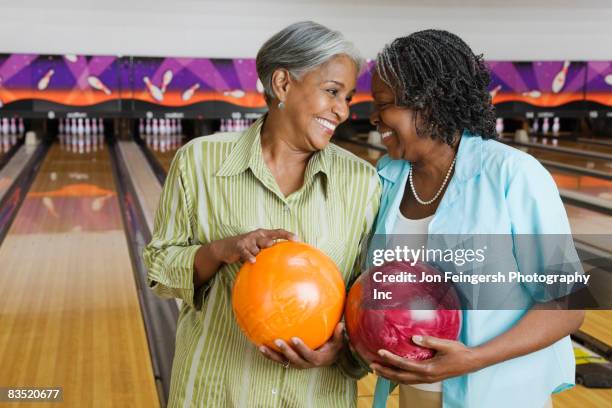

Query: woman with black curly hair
<box><xmin>365</xmin><ymin>30</ymin><xmax>583</xmax><ymax>408</ymax></box>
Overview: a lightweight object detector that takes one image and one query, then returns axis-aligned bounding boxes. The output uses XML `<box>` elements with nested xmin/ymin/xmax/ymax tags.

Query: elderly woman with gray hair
<box><xmin>143</xmin><ymin>21</ymin><xmax>381</xmax><ymax>407</ymax></box>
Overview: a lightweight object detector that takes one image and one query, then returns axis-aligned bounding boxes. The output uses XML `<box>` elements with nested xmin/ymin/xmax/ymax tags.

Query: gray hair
<box><xmin>256</xmin><ymin>21</ymin><xmax>364</xmax><ymax>103</ymax></box>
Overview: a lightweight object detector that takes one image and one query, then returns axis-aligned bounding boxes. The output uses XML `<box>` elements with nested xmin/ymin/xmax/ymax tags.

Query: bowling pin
<box><xmin>37</xmin><ymin>69</ymin><xmax>55</xmax><ymax>91</ymax></box>
<box><xmin>9</xmin><ymin>118</ymin><xmax>16</xmax><ymax>135</ymax></box>
<box><xmin>177</xmin><ymin>119</ymin><xmax>182</xmax><ymax>135</ymax></box>
<box><xmin>552</xmin><ymin>117</ymin><xmax>560</xmax><ymax>135</ymax></box>
<box><xmin>77</xmin><ymin>118</ymin><xmax>84</xmax><ymax>135</ymax></box>
<box><xmin>139</xmin><ymin>119</ymin><xmax>145</xmax><ymax>136</ymax></box>
<box><xmin>152</xmin><ymin>118</ymin><xmax>159</xmax><ymax>136</ymax></box>
<box><xmin>552</xmin><ymin>61</ymin><xmax>570</xmax><ymax>94</ymax></box>
<box><xmin>542</xmin><ymin>117</ymin><xmax>550</xmax><ymax>134</ymax></box>
<box><xmin>489</xmin><ymin>84</ymin><xmax>502</xmax><ymax>99</ymax></box>
<box><xmin>87</xmin><ymin>75</ymin><xmax>112</xmax><ymax>95</ymax></box>
<box><xmin>18</xmin><ymin>118</ymin><xmax>24</xmax><ymax>136</ymax></box>
<box><xmin>143</xmin><ymin>77</ymin><xmax>164</xmax><ymax>102</ymax></box>
<box><xmin>223</xmin><ymin>89</ymin><xmax>246</xmax><ymax>98</ymax></box>
<box><xmin>1</xmin><ymin>118</ymin><xmax>8</xmax><ymax>135</ymax></box>
<box><xmin>521</xmin><ymin>90</ymin><xmax>542</xmax><ymax>98</ymax></box>
<box><xmin>161</xmin><ymin>70</ymin><xmax>173</xmax><ymax>93</ymax></box>
<box><xmin>98</xmin><ymin>118</ymin><xmax>104</xmax><ymax>135</ymax></box>
<box><xmin>84</xmin><ymin>118</ymin><xmax>91</xmax><ymax>136</ymax></box>
<box><xmin>495</xmin><ymin>118</ymin><xmax>504</xmax><ymax>135</ymax></box>
<box><xmin>168</xmin><ymin>119</ymin><xmax>175</xmax><ymax>135</ymax></box>
<box><xmin>71</xmin><ymin>118</ymin><xmax>78</xmax><ymax>135</ymax></box>
<box><xmin>182</xmin><ymin>83</ymin><xmax>200</xmax><ymax>101</ymax></box>
<box><xmin>532</xmin><ymin>118</ymin><xmax>539</xmax><ymax>134</ymax></box>
<box><xmin>92</xmin><ymin>118</ymin><xmax>98</xmax><ymax>135</ymax></box>
<box><xmin>59</xmin><ymin>119</ymin><xmax>65</xmax><ymax>135</ymax></box>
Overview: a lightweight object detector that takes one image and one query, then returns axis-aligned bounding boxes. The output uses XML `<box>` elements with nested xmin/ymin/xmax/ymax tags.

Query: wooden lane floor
<box><xmin>143</xmin><ymin>136</ymin><xmax>183</xmax><ymax>173</ymax></box>
<box><xmin>517</xmin><ymin>145</ymin><xmax>612</xmax><ymax>175</ymax></box>
<box><xmin>358</xmin><ymin>373</ymin><xmax>399</xmax><ymax>408</ymax></box>
<box><xmin>529</xmin><ymin>137</ymin><xmax>612</xmax><ymax>157</ymax></box>
<box><xmin>0</xmin><ymin>143</ymin><xmax>159</xmax><ymax>407</ymax></box>
<box><xmin>549</xmin><ymin>168</ymin><xmax>612</xmax><ymax>202</ymax></box>
<box><xmin>554</xmin><ymin>373</ymin><xmax>612</xmax><ymax>408</ymax></box>
<box><xmin>0</xmin><ymin>135</ymin><xmax>19</xmax><ymax>158</ymax></box>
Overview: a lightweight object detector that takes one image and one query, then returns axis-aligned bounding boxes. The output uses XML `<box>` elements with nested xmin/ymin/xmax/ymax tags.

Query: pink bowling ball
<box><xmin>345</xmin><ymin>261</ymin><xmax>462</xmax><ymax>363</ymax></box>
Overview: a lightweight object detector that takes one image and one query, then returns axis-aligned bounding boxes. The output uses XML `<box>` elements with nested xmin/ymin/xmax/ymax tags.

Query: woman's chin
<box><xmin>308</xmin><ymin>135</ymin><xmax>332</xmax><ymax>151</ymax></box>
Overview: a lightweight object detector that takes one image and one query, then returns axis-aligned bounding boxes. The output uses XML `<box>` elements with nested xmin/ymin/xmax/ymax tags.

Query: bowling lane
<box><xmin>554</xmin><ymin>378</ymin><xmax>612</xmax><ymax>408</ymax></box>
<box><xmin>578</xmin><ymin>138</ymin><xmax>612</xmax><ymax>147</ymax></box>
<box><xmin>142</xmin><ymin>135</ymin><xmax>183</xmax><ymax>173</ymax></box>
<box><xmin>0</xmin><ymin>143</ymin><xmax>159</xmax><ymax>407</ymax></box>
<box><xmin>0</xmin><ymin>134</ymin><xmax>20</xmax><ymax>160</ymax></box>
<box><xmin>534</xmin><ymin>137</ymin><xmax>612</xmax><ymax>156</ymax></box>
<box><xmin>516</xmin><ymin>145</ymin><xmax>612</xmax><ymax>175</ymax></box>
<box><xmin>549</xmin><ymin>168</ymin><xmax>612</xmax><ymax>202</ymax></box>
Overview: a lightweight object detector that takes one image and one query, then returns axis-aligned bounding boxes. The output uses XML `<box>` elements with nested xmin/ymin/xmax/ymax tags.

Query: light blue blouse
<box><xmin>371</xmin><ymin>133</ymin><xmax>575</xmax><ymax>408</ymax></box>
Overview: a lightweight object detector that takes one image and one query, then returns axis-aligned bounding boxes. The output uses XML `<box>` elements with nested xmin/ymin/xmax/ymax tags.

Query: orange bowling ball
<box><xmin>232</xmin><ymin>241</ymin><xmax>345</xmax><ymax>351</ymax></box>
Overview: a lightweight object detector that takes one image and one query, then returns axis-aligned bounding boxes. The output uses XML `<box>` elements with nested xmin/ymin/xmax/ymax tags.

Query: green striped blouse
<box><xmin>143</xmin><ymin>117</ymin><xmax>381</xmax><ymax>407</ymax></box>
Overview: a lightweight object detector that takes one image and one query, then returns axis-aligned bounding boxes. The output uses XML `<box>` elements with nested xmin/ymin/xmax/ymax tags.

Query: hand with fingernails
<box><xmin>259</xmin><ymin>322</ymin><xmax>346</xmax><ymax>369</ymax></box>
<box><xmin>211</xmin><ymin>228</ymin><xmax>299</xmax><ymax>264</ymax></box>
<box><xmin>370</xmin><ymin>335</ymin><xmax>481</xmax><ymax>384</ymax></box>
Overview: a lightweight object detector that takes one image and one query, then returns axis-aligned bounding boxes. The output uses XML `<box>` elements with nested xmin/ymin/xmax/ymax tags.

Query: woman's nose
<box><xmin>332</xmin><ymin>100</ymin><xmax>350</xmax><ymax>122</ymax></box>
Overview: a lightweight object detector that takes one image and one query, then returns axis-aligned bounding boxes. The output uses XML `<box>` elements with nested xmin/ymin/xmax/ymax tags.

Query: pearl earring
<box><xmin>278</xmin><ymin>101</ymin><xmax>285</xmax><ymax>110</ymax></box>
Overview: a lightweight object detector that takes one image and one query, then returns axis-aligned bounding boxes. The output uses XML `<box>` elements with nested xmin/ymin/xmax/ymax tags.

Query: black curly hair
<box><xmin>376</xmin><ymin>29</ymin><xmax>497</xmax><ymax>144</ymax></box>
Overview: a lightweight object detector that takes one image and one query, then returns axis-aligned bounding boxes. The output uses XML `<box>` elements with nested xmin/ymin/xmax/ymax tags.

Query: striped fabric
<box><xmin>143</xmin><ymin>117</ymin><xmax>381</xmax><ymax>407</ymax></box>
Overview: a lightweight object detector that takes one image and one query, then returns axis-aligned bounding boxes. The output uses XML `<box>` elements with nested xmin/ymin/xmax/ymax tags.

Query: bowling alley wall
<box><xmin>0</xmin><ymin>55</ymin><xmax>611</xmax><ymax>120</ymax></box>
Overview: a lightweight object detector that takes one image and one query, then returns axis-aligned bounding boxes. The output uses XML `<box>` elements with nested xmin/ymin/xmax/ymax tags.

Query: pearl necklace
<box><xmin>409</xmin><ymin>156</ymin><xmax>456</xmax><ymax>205</ymax></box>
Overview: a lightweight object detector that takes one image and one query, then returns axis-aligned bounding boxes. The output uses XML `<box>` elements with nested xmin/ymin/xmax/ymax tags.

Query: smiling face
<box><xmin>369</xmin><ymin>72</ymin><xmax>425</xmax><ymax>161</ymax></box>
<box><xmin>280</xmin><ymin>55</ymin><xmax>357</xmax><ymax>151</ymax></box>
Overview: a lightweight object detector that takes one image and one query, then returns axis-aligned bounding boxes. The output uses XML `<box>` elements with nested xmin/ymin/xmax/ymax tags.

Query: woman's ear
<box><xmin>271</xmin><ymin>68</ymin><xmax>292</xmax><ymax>103</ymax></box>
